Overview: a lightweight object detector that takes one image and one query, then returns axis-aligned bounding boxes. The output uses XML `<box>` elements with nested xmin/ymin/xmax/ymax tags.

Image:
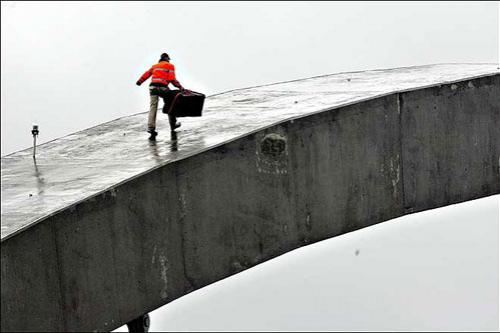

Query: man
<box><xmin>136</xmin><ymin>53</ymin><xmax>184</xmax><ymax>139</ymax></box>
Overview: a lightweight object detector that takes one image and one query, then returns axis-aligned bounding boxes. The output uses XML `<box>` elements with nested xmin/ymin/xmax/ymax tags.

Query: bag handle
<box><xmin>167</xmin><ymin>91</ymin><xmax>182</xmax><ymax>115</ymax></box>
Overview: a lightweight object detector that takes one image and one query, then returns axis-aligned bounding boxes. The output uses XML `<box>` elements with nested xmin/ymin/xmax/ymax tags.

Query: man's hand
<box><xmin>136</xmin><ymin>81</ymin><xmax>141</xmax><ymax>86</ymax></box>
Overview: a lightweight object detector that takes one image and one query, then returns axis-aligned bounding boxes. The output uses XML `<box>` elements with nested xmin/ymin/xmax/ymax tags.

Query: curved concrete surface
<box><xmin>1</xmin><ymin>64</ymin><xmax>499</xmax><ymax>332</ymax></box>
<box><xmin>1</xmin><ymin>64</ymin><xmax>498</xmax><ymax>240</ymax></box>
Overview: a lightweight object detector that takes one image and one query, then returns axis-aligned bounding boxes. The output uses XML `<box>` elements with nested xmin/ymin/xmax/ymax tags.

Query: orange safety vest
<box><xmin>138</xmin><ymin>61</ymin><xmax>176</xmax><ymax>86</ymax></box>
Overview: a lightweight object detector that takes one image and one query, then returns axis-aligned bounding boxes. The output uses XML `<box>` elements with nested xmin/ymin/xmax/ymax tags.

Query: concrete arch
<box><xmin>1</xmin><ymin>65</ymin><xmax>499</xmax><ymax>331</ymax></box>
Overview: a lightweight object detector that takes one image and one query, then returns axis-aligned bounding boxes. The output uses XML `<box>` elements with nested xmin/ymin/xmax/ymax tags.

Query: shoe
<box><xmin>147</xmin><ymin>129</ymin><xmax>158</xmax><ymax>140</ymax></box>
<box><xmin>171</xmin><ymin>122</ymin><xmax>181</xmax><ymax>132</ymax></box>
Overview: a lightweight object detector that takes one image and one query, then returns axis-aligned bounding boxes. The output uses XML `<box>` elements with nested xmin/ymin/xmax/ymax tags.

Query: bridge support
<box><xmin>126</xmin><ymin>314</ymin><xmax>150</xmax><ymax>333</ymax></box>
<box><xmin>1</xmin><ymin>67</ymin><xmax>498</xmax><ymax>333</ymax></box>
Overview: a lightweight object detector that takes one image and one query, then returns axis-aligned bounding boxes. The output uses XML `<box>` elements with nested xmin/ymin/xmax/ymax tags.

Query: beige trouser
<box><xmin>148</xmin><ymin>86</ymin><xmax>177</xmax><ymax>131</ymax></box>
<box><xmin>148</xmin><ymin>93</ymin><xmax>160</xmax><ymax>130</ymax></box>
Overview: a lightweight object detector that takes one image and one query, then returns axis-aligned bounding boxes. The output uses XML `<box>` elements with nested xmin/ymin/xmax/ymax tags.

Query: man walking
<box><xmin>136</xmin><ymin>53</ymin><xmax>184</xmax><ymax>139</ymax></box>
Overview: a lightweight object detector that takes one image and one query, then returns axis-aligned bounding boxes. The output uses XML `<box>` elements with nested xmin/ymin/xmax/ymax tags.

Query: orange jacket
<box><xmin>137</xmin><ymin>61</ymin><xmax>182</xmax><ymax>87</ymax></box>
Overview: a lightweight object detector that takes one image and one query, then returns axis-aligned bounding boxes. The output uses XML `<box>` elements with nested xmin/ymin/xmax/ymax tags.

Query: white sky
<box><xmin>1</xmin><ymin>1</ymin><xmax>499</xmax><ymax>330</ymax></box>
<box><xmin>1</xmin><ymin>1</ymin><xmax>498</xmax><ymax>155</ymax></box>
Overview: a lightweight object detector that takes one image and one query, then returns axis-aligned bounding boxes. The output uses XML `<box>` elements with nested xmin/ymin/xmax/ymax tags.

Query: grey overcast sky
<box><xmin>1</xmin><ymin>1</ymin><xmax>498</xmax><ymax>155</ymax></box>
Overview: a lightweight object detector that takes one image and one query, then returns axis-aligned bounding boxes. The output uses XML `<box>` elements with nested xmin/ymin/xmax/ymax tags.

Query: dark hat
<box><xmin>160</xmin><ymin>53</ymin><xmax>170</xmax><ymax>61</ymax></box>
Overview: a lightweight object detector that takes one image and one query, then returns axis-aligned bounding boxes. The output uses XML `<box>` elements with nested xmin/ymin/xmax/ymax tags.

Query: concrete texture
<box><xmin>1</xmin><ymin>64</ymin><xmax>499</xmax><ymax>332</ymax></box>
<box><xmin>400</xmin><ymin>77</ymin><xmax>500</xmax><ymax>212</ymax></box>
<box><xmin>2</xmin><ymin>64</ymin><xmax>498</xmax><ymax>240</ymax></box>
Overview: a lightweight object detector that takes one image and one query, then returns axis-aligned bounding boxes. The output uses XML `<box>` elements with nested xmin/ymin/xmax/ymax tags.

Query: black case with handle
<box><xmin>162</xmin><ymin>89</ymin><xmax>205</xmax><ymax>117</ymax></box>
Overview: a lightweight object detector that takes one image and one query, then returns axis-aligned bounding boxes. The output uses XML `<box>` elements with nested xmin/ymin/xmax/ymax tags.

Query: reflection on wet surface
<box><xmin>148</xmin><ymin>140</ymin><xmax>161</xmax><ymax>162</ymax></box>
<box><xmin>170</xmin><ymin>131</ymin><xmax>178</xmax><ymax>152</ymax></box>
<box><xmin>33</xmin><ymin>158</ymin><xmax>46</xmax><ymax>195</ymax></box>
<box><xmin>1</xmin><ymin>64</ymin><xmax>498</xmax><ymax>240</ymax></box>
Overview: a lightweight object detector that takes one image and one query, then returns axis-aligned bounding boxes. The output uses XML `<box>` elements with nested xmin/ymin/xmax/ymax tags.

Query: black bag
<box><xmin>161</xmin><ymin>89</ymin><xmax>205</xmax><ymax>117</ymax></box>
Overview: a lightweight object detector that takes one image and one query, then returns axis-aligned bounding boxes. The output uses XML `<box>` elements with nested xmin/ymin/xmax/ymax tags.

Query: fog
<box><xmin>1</xmin><ymin>1</ymin><xmax>498</xmax><ymax>155</ymax></box>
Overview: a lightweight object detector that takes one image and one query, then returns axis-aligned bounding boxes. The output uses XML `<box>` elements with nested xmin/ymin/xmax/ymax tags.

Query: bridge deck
<box><xmin>1</xmin><ymin>63</ymin><xmax>498</xmax><ymax>240</ymax></box>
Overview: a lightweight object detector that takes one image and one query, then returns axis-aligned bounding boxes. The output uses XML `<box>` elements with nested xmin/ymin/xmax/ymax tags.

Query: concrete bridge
<box><xmin>1</xmin><ymin>64</ymin><xmax>499</xmax><ymax>332</ymax></box>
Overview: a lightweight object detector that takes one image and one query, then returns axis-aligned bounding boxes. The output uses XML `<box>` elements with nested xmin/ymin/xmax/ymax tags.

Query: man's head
<box><xmin>160</xmin><ymin>53</ymin><xmax>170</xmax><ymax>62</ymax></box>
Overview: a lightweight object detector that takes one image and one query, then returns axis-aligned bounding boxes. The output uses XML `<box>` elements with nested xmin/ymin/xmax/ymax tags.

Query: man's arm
<box><xmin>170</xmin><ymin>79</ymin><xmax>184</xmax><ymax>90</ymax></box>
<box><xmin>136</xmin><ymin>68</ymin><xmax>153</xmax><ymax>86</ymax></box>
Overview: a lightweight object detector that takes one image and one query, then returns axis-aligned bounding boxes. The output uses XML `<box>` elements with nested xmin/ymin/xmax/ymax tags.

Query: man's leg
<box><xmin>158</xmin><ymin>89</ymin><xmax>181</xmax><ymax>132</ymax></box>
<box><xmin>148</xmin><ymin>88</ymin><xmax>159</xmax><ymax>133</ymax></box>
<box><xmin>168</xmin><ymin>114</ymin><xmax>181</xmax><ymax>132</ymax></box>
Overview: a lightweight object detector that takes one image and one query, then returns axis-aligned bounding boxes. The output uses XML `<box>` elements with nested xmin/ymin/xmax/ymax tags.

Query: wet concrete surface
<box><xmin>1</xmin><ymin>63</ymin><xmax>498</xmax><ymax>240</ymax></box>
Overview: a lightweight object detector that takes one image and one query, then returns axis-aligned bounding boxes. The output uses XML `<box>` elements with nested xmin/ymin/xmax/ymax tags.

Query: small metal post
<box><xmin>31</xmin><ymin>125</ymin><xmax>39</xmax><ymax>159</ymax></box>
